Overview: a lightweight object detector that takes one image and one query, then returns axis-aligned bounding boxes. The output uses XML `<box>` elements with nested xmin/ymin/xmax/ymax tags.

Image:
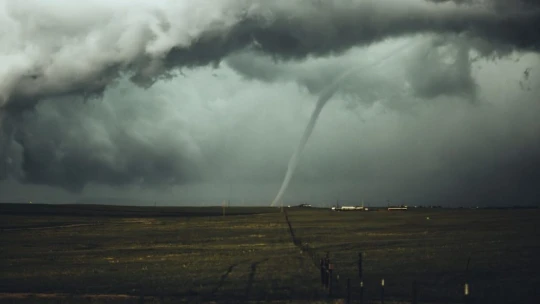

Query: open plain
<box><xmin>1</xmin><ymin>204</ymin><xmax>539</xmax><ymax>303</ymax></box>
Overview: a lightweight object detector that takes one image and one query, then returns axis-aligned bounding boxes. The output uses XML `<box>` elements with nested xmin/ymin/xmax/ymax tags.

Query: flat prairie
<box><xmin>1</xmin><ymin>204</ymin><xmax>538</xmax><ymax>303</ymax></box>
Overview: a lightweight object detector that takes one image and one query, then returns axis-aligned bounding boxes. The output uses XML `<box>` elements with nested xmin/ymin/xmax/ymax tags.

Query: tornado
<box><xmin>270</xmin><ymin>42</ymin><xmax>414</xmax><ymax>207</ymax></box>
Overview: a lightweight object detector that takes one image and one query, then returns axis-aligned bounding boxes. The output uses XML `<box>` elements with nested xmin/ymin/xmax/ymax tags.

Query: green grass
<box><xmin>1</xmin><ymin>204</ymin><xmax>539</xmax><ymax>303</ymax></box>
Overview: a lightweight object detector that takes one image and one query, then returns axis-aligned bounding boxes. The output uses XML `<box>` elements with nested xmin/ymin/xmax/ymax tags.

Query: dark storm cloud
<box><xmin>428</xmin><ymin>0</ymin><xmax>540</xmax><ymax>9</ymax></box>
<box><xmin>1</xmin><ymin>56</ymin><xmax>539</xmax><ymax>205</ymax></box>
<box><xmin>1</xmin><ymin>0</ymin><xmax>540</xmax><ymax>198</ymax></box>
<box><xmin>3</xmin><ymin>86</ymin><xmax>205</xmax><ymax>192</ymax></box>
<box><xmin>227</xmin><ymin>34</ymin><xmax>478</xmax><ymax>101</ymax></box>
<box><xmin>405</xmin><ymin>36</ymin><xmax>477</xmax><ymax>99</ymax></box>
<box><xmin>289</xmin><ymin>85</ymin><xmax>540</xmax><ymax>207</ymax></box>
<box><xmin>2</xmin><ymin>0</ymin><xmax>540</xmax><ymax>111</ymax></box>
<box><xmin>0</xmin><ymin>112</ymin><xmax>17</xmax><ymax>180</ymax></box>
<box><xmin>12</xmin><ymin>120</ymin><xmax>197</xmax><ymax>192</ymax></box>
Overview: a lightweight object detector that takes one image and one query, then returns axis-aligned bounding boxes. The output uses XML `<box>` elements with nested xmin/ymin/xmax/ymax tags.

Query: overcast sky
<box><xmin>0</xmin><ymin>0</ymin><xmax>539</xmax><ymax>207</ymax></box>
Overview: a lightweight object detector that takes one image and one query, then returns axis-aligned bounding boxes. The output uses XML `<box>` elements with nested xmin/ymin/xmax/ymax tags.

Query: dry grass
<box><xmin>1</xmin><ymin>204</ymin><xmax>539</xmax><ymax>303</ymax></box>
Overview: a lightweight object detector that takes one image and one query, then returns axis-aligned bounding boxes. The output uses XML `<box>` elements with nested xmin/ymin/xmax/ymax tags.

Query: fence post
<box><xmin>328</xmin><ymin>263</ymin><xmax>334</xmax><ymax>297</ymax></box>
<box><xmin>360</xmin><ymin>280</ymin><xmax>364</xmax><ymax>304</ymax></box>
<box><xmin>464</xmin><ymin>255</ymin><xmax>471</xmax><ymax>304</ymax></box>
<box><xmin>347</xmin><ymin>278</ymin><xmax>351</xmax><ymax>304</ymax></box>
<box><xmin>381</xmin><ymin>278</ymin><xmax>385</xmax><ymax>304</ymax></box>
<box><xmin>358</xmin><ymin>252</ymin><xmax>363</xmax><ymax>279</ymax></box>
<box><xmin>464</xmin><ymin>282</ymin><xmax>470</xmax><ymax>304</ymax></box>
<box><xmin>320</xmin><ymin>258</ymin><xmax>325</xmax><ymax>288</ymax></box>
<box><xmin>324</xmin><ymin>253</ymin><xmax>330</xmax><ymax>289</ymax></box>
<box><xmin>412</xmin><ymin>280</ymin><xmax>417</xmax><ymax>304</ymax></box>
<box><xmin>324</xmin><ymin>261</ymin><xmax>328</xmax><ymax>289</ymax></box>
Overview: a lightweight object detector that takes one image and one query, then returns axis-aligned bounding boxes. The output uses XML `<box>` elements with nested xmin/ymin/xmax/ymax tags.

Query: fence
<box><xmin>282</xmin><ymin>209</ymin><xmax>474</xmax><ymax>304</ymax></box>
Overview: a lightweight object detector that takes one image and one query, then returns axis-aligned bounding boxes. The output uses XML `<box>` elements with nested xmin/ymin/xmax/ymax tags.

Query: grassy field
<box><xmin>1</xmin><ymin>204</ymin><xmax>539</xmax><ymax>303</ymax></box>
<box><xmin>286</xmin><ymin>208</ymin><xmax>540</xmax><ymax>303</ymax></box>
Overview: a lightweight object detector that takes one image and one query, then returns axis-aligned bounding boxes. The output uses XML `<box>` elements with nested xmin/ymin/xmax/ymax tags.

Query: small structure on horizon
<box><xmin>331</xmin><ymin>204</ymin><xmax>369</xmax><ymax>211</ymax></box>
<box><xmin>388</xmin><ymin>205</ymin><xmax>408</xmax><ymax>211</ymax></box>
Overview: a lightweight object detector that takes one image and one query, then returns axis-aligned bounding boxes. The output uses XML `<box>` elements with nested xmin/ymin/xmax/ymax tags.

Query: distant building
<box><xmin>331</xmin><ymin>206</ymin><xmax>368</xmax><ymax>211</ymax></box>
<box><xmin>388</xmin><ymin>205</ymin><xmax>408</xmax><ymax>211</ymax></box>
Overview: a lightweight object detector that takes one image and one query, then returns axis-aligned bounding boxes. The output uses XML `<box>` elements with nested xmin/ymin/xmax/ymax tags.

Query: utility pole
<box><xmin>228</xmin><ymin>183</ymin><xmax>232</xmax><ymax>206</ymax></box>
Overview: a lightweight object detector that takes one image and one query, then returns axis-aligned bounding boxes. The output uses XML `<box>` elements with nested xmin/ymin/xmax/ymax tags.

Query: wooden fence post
<box><xmin>324</xmin><ymin>253</ymin><xmax>330</xmax><ymax>289</ymax></box>
<box><xmin>464</xmin><ymin>282</ymin><xmax>470</xmax><ymax>304</ymax></box>
<box><xmin>381</xmin><ymin>278</ymin><xmax>385</xmax><ymax>304</ymax></box>
<box><xmin>347</xmin><ymin>278</ymin><xmax>351</xmax><ymax>304</ymax></box>
<box><xmin>320</xmin><ymin>258</ymin><xmax>325</xmax><ymax>288</ymax></box>
<box><xmin>464</xmin><ymin>255</ymin><xmax>471</xmax><ymax>304</ymax></box>
<box><xmin>358</xmin><ymin>252</ymin><xmax>363</xmax><ymax>279</ymax></box>
<box><xmin>360</xmin><ymin>280</ymin><xmax>364</xmax><ymax>304</ymax></box>
<box><xmin>412</xmin><ymin>280</ymin><xmax>417</xmax><ymax>304</ymax></box>
<box><xmin>328</xmin><ymin>263</ymin><xmax>334</xmax><ymax>297</ymax></box>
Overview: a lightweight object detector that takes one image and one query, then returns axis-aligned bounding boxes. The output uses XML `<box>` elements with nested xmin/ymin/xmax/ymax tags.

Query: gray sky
<box><xmin>0</xmin><ymin>0</ymin><xmax>539</xmax><ymax>207</ymax></box>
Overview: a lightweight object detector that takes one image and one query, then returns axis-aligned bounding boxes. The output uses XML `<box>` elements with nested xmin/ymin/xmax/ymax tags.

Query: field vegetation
<box><xmin>1</xmin><ymin>203</ymin><xmax>539</xmax><ymax>303</ymax></box>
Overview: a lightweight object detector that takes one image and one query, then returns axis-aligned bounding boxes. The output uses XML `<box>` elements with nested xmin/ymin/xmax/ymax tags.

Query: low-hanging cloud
<box><xmin>1</xmin><ymin>0</ymin><xmax>540</xmax><ymax>111</ymax></box>
<box><xmin>405</xmin><ymin>36</ymin><xmax>477</xmax><ymax>100</ymax></box>
<box><xmin>5</xmin><ymin>83</ymin><xmax>205</xmax><ymax>192</ymax></box>
<box><xmin>1</xmin><ymin>51</ymin><xmax>539</xmax><ymax>205</ymax></box>
<box><xmin>227</xmin><ymin>34</ymin><xmax>478</xmax><ymax>101</ymax></box>
<box><xmin>1</xmin><ymin>0</ymin><xmax>540</xmax><ymax>205</ymax></box>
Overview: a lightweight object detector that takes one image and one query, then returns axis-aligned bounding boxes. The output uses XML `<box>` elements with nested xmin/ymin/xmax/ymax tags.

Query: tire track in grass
<box><xmin>1</xmin><ymin>223</ymin><xmax>104</xmax><ymax>231</ymax></box>
<box><xmin>245</xmin><ymin>258</ymin><xmax>269</xmax><ymax>300</ymax></box>
<box><xmin>283</xmin><ymin>209</ymin><xmax>319</xmax><ymax>268</ymax></box>
<box><xmin>211</xmin><ymin>261</ymin><xmax>242</xmax><ymax>297</ymax></box>
<box><xmin>282</xmin><ymin>209</ymin><xmax>327</xmax><ymax>301</ymax></box>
